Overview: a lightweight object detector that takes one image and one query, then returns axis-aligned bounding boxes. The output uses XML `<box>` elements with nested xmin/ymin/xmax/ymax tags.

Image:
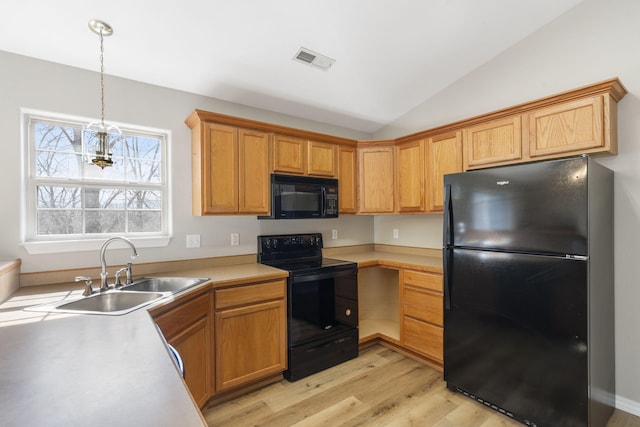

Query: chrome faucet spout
<box><xmin>99</xmin><ymin>237</ymin><xmax>138</xmax><ymax>291</ymax></box>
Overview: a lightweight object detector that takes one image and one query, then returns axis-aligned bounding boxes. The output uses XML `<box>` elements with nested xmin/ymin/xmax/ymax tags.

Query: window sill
<box><xmin>21</xmin><ymin>236</ymin><xmax>172</xmax><ymax>255</ymax></box>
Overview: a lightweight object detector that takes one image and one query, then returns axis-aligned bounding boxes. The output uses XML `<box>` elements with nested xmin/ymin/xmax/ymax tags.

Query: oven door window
<box><xmin>275</xmin><ymin>184</ymin><xmax>322</xmax><ymax>218</ymax></box>
<box><xmin>288</xmin><ymin>270</ymin><xmax>358</xmax><ymax>345</ymax></box>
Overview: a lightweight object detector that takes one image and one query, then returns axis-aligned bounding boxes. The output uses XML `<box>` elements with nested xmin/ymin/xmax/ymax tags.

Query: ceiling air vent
<box><xmin>293</xmin><ymin>47</ymin><xmax>335</xmax><ymax>71</ymax></box>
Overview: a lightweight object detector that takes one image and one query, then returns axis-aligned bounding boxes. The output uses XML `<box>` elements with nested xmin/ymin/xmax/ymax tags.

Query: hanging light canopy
<box><xmin>84</xmin><ymin>19</ymin><xmax>121</xmax><ymax>169</ymax></box>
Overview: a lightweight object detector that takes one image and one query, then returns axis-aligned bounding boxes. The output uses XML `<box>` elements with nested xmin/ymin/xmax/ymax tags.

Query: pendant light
<box><xmin>83</xmin><ymin>19</ymin><xmax>121</xmax><ymax>169</ymax></box>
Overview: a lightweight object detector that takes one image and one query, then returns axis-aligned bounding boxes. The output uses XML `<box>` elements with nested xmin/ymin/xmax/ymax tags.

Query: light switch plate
<box><xmin>230</xmin><ymin>233</ymin><xmax>239</xmax><ymax>246</ymax></box>
<box><xmin>332</xmin><ymin>229</ymin><xmax>338</xmax><ymax>240</ymax></box>
<box><xmin>393</xmin><ymin>229</ymin><xmax>399</xmax><ymax>239</ymax></box>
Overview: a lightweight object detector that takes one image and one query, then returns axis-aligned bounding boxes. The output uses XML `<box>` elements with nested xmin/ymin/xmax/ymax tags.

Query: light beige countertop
<box><xmin>325</xmin><ymin>246</ymin><xmax>443</xmax><ymax>273</ymax></box>
<box><xmin>0</xmin><ymin>248</ymin><xmax>439</xmax><ymax>426</ymax></box>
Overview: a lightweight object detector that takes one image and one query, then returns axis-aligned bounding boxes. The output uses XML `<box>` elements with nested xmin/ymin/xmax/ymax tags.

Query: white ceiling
<box><xmin>0</xmin><ymin>0</ymin><xmax>584</xmax><ymax>133</ymax></box>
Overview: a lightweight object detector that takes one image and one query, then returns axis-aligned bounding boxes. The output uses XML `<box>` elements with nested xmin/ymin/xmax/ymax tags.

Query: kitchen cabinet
<box><xmin>526</xmin><ymin>94</ymin><xmax>611</xmax><ymax>159</ymax></box>
<box><xmin>272</xmin><ymin>134</ymin><xmax>306</xmax><ymax>175</ymax></box>
<box><xmin>307</xmin><ymin>140</ymin><xmax>337</xmax><ymax>177</ymax></box>
<box><xmin>214</xmin><ymin>279</ymin><xmax>287</xmax><ymax>392</ymax></box>
<box><xmin>427</xmin><ymin>131</ymin><xmax>462</xmax><ymax>212</ymax></box>
<box><xmin>396</xmin><ymin>139</ymin><xmax>425</xmax><ymax>213</ymax></box>
<box><xmin>272</xmin><ymin>135</ymin><xmax>337</xmax><ymax>177</ymax></box>
<box><xmin>463</xmin><ymin>115</ymin><xmax>523</xmax><ymax>170</ymax></box>
<box><xmin>338</xmin><ymin>145</ymin><xmax>357</xmax><ymax>213</ymax></box>
<box><xmin>152</xmin><ymin>289</ymin><xmax>213</xmax><ymax>408</ymax></box>
<box><xmin>190</xmin><ymin>121</ymin><xmax>270</xmax><ymax>215</ymax></box>
<box><xmin>401</xmin><ymin>269</ymin><xmax>443</xmax><ymax>364</ymax></box>
<box><xmin>358</xmin><ymin>144</ymin><xmax>395</xmax><ymax>213</ymax></box>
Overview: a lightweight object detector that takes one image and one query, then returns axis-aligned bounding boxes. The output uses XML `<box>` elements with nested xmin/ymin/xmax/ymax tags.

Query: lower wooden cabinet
<box><xmin>401</xmin><ymin>269</ymin><xmax>443</xmax><ymax>364</ymax></box>
<box><xmin>214</xmin><ymin>280</ymin><xmax>287</xmax><ymax>392</ymax></box>
<box><xmin>152</xmin><ymin>290</ymin><xmax>213</xmax><ymax>408</ymax></box>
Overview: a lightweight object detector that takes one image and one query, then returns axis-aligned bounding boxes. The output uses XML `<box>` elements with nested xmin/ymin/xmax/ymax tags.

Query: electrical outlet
<box><xmin>186</xmin><ymin>234</ymin><xmax>201</xmax><ymax>248</ymax></box>
<box><xmin>230</xmin><ymin>233</ymin><xmax>239</xmax><ymax>246</ymax></box>
<box><xmin>393</xmin><ymin>229</ymin><xmax>399</xmax><ymax>239</ymax></box>
<box><xmin>332</xmin><ymin>229</ymin><xmax>338</xmax><ymax>240</ymax></box>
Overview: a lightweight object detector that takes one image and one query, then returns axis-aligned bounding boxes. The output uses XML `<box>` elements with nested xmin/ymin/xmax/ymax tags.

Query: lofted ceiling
<box><xmin>0</xmin><ymin>0</ymin><xmax>584</xmax><ymax>133</ymax></box>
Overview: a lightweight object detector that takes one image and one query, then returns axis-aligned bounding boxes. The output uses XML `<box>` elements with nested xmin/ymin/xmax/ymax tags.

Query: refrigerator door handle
<box><xmin>443</xmin><ymin>249</ymin><xmax>452</xmax><ymax>310</ymax></box>
<box><xmin>443</xmin><ymin>184</ymin><xmax>453</xmax><ymax>247</ymax></box>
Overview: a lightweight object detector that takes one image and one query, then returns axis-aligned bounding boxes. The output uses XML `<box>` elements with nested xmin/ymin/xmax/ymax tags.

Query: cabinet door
<box><xmin>427</xmin><ymin>131</ymin><xmax>462</xmax><ymax>212</ymax></box>
<box><xmin>153</xmin><ymin>292</ymin><xmax>212</xmax><ymax>407</ymax></box>
<box><xmin>527</xmin><ymin>96</ymin><xmax>604</xmax><ymax>159</ymax></box>
<box><xmin>358</xmin><ymin>146</ymin><xmax>395</xmax><ymax>213</ymax></box>
<box><xmin>307</xmin><ymin>141</ymin><xmax>336</xmax><ymax>177</ymax></box>
<box><xmin>215</xmin><ymin>299</ymin><xmax>287</xmax><ymax>391</ymax></box>
<box><xmin>202</xmin><ymin>123</ymin><xmax>238</xmax><ymax>214</ymax></box>
<box><xmin>272</xmin><ymin>134</ymin><xmax>306</xmax><ymax>174</ymax></box>
<box><xmin>396</xmin><ymin>139</ymin><xmax>425</xmax><ymax>212</ymax></box>
<box><xmin>338</xmin><ymin>145</ymin><xmax>357</xmax><ymax>214</ymax></box>
<box><xmin>463</xmin><ymin>115</ymin><xmax>522</xmax><ymax>170</ymax></box>
<box><xmin>238</xmin><ymin>129</ymin><xmax>270</xmax><ymax>214</ymax></box>
<box><xmin>170</xmin><ymin>318</ymin><xmax>210</xmax><ymax>407</ymax></box>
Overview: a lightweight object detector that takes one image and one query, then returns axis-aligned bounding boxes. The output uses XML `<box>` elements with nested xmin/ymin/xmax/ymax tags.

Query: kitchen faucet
<box><xmin>99</xmin><ymin>237</ymin><xmax>138</xmax><ymax>291</ymax></box>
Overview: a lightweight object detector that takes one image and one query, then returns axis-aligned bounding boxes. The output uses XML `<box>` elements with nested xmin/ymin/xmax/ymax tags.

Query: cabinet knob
<box><xmin>345</xmin><ymin>308</ymin><xmax>352</xmax><ymax>317</ymax></box>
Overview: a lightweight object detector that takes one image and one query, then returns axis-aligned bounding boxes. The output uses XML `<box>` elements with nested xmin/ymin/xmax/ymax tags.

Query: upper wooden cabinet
<box><xmin>461</xmin><ymin>79</ymin><xmax>625</xmax><ymax>170</ymax></box>
<box><xmin>188</xmin><ymin>117</ymin><xmax>270</xmax><ymax>216</ymax></box>
<box><xmin>307</xmin><ymin>140</ymin><xmax>337</xmax><ymax>177</ymax></box>
<box><xmin>396</xmin><ymin>139</ymin><xmax>425</xmax><ymax>213</ymax></box>
<box><xmin>358</xmin><ymin>145</ymin><xmax>395</xmax><ymax>213</ymax></box>
<box><xmin>427</xmin><ymin>131</ymin><xmax>462</xmax><ymax>212</ymax></box>
<box><xmin>272</xmin><ymin>134</ymin><xmax>306</xmax><ymax>175</ymax></box>
<box><xmin>272</xmin><ymin>135</ymin><xmax>337</xmax><ymax>177</ymax></box>
<box><xmin>338</xmin><ymin>145</ymin><xmax>357</xmax><ymax>213</ymax></box>
<box><xmin>463</xmin><ymin>115</ymin><xmax>523</xmax><ymax>170</ymax></box>
<box><xmin>526</xmin><ymin>95</ymin><xmax>608</xmax><ymax>159</ymax></box>
<box><xmin>187</xmin><ymin>78</ymin><xmax>626</xmax><ymax>217</ymax></box>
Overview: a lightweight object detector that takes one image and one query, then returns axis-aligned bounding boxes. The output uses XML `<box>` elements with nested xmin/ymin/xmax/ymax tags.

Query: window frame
<box><xmin>21</xmin><ymin>109</ymin><xmax>172</xmax><ymax>254</ymax></box>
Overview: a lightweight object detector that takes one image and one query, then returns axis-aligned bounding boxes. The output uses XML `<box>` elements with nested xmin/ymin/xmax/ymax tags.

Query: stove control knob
<box><xmin>264</xmin><ymin>239</ymin><xmax>272</xmax><ymax>249</ymax></box>
<box><xmin>272</xmin><ymin>239</ymin><xmax>279</xmax><ymax>248</ymax></box>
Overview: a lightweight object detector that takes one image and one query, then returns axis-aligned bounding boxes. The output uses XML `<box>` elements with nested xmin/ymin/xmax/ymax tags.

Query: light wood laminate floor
<box><xmin>204</xmin><ymin>345</ymin><xmax>640</xmax><ymax>426</ymax></box>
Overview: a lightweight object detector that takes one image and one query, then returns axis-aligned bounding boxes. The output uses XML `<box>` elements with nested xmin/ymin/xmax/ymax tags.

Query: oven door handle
<box><xmin>292</xmin><ymin>269</ymin><xmax>356</xmax><ymax>283</ymax></box>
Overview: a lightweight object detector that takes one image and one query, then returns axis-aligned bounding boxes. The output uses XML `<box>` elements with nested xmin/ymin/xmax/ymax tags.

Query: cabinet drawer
<box><xmin>403</xmin><ymin>316</ymin><xmax>443</xmax><ymax>362</ymax></box>
<box><xmin>215</xmin><ymin>280</ymin><xmax>285</xmax><ymax>310</ymax></box>
<box><xmin>154</xmin><ymin>292</ymin><xmax>210</xmax><ymax>340</ymax></box>
<box><xmin>403</xmin><ymin>270</ymin><xmax>442</xmax><ymax>293</ymax></box>
<box><xmin>403</xmin><ymin>287</ymin><xmax>442</xmax><ymax>326</ymax></box>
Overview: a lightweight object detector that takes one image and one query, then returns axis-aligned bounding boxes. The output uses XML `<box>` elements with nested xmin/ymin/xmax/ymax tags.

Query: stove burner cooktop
<box><xmin>257</xmin><ymin>233</ymin><xmax>356</xmax><ymax>274</ymax></box>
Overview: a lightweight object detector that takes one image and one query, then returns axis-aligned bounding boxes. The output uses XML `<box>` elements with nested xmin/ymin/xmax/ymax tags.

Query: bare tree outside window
<box><xmin>28</xmin><ymin>115</ymin><xmax>166</xmax><ymax>239</ymax></box>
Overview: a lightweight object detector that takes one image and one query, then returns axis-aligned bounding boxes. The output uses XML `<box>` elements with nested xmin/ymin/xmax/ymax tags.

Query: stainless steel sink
<box><xmin>27</xmin><ymin>290</ymin><xmax>168</xmax><ymax>316</ymax></box>
<box><xmin>121</xmin><ymin>277</ymin><xmax>209</xmax><ymax>294</ymax></box>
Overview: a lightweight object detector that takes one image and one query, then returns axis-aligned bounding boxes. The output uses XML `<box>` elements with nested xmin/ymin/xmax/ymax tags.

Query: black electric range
<box><xmin>257</xmin><ymin>233</ymin><xmax>359</xmax><ymax>381</ymax></box>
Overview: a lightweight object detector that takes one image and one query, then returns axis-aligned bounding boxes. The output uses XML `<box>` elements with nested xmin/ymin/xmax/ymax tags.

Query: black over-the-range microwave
<box><xmin>258</xmin><ymin>174</ymin><xmax>338</xmax><ymax>219</ymax></box>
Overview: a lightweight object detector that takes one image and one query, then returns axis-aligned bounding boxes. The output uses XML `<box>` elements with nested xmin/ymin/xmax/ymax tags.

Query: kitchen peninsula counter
<box><xmin>0</xmin><ymin>262</ymin><xmax>287</xmax><ymax>427</ymax></box>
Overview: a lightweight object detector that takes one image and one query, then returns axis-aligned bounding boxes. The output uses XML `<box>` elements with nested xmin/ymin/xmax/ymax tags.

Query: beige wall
<box><xmin>374</xmin><ymin>0</ymin><xmax>640</xmax><ymax>415</ymax></box>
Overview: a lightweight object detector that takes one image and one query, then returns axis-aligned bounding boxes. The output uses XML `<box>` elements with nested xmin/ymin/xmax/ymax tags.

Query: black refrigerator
<box><xmin>443</xmin><ymin>156</ymin><xmax>615</xmax><ymax>427</ymax></box>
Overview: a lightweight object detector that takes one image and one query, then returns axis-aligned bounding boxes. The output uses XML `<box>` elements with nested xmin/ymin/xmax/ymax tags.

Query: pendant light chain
<box><xmin>99</xmin><ymin>27</ymin><xmax>106</xmax><ymax>128</ymax></box>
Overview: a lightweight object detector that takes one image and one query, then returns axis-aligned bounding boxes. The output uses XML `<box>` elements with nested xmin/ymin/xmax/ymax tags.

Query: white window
<box><xmin>22</xmin><ymin>110</ymin><xmax>171</xmax><ymax>254</ymax></box>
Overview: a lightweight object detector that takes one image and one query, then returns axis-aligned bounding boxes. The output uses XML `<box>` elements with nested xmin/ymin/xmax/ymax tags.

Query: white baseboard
<box><xmin>616</xmin><ymin>395</ymin><xmax>640</xmax><ymax>417</ymax></box>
